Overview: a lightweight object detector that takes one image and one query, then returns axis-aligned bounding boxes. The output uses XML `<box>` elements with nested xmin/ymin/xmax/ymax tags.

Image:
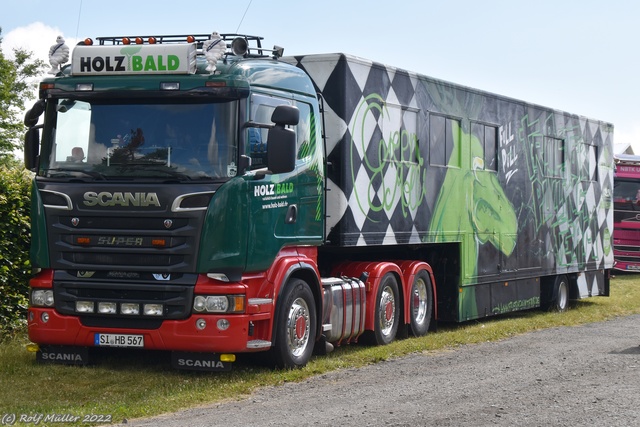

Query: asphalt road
<box><xmin>119</xmin><ymin>314</ymin><xmax>640</xmax><ymax>427</ymax></box>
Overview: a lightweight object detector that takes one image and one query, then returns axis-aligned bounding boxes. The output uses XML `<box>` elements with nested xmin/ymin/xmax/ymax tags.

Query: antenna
<box><xmin>74</xmin><ymin>0</ymin><xmax>83</xmax><ymax>39</ymax></box>
<box><xmin>235</xmin><ymin>0</ymin><xmax>253</xmax><ymax>33</ymax></box>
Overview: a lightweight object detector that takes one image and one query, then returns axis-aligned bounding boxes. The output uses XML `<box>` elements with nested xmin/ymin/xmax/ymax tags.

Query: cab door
<box><xmin>245</xmin><ymin>94</ymin><xmax>323</xmax><ymax>272</ymax></box>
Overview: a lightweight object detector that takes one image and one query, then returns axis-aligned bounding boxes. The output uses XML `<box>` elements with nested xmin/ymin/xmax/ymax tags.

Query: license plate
<box><xmin>94</xmin><ymin>333</ymin><xmax>144</xmax><ymax>348</ymax></box>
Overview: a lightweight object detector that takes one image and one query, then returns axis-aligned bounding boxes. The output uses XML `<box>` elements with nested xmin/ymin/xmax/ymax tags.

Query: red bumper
<box><xmin>28</xmin><ymin>308</ymin><xmax>263</xmax><ymax>353</ymax></box>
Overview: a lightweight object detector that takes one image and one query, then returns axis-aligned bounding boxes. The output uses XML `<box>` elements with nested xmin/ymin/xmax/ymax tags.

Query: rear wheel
<box><xmin>372</xmin><ymin>273</ymin><xmax>400</xmax><ymax>345</ymax></box>
<box><xmin>409</xmin><ymin>270</ymin><xmax>433</xmax><ymax>337</ymax></box>
<box><xmin>542</xmin><ymin>275</ymin><xmax>570</xmax><ymax>312</ymax></box>
<box><xmin>270</xmin><ymin>278</ymin><xmax>316</xmax><ymax>369</ymax></box>
<box><xmin>552</xmin><ymin>275</ymin><xmax>570</xmax><ymax>312</ymax></box>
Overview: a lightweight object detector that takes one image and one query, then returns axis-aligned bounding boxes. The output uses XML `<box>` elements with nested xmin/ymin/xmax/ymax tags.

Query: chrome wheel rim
<box><xmin>378</xmin><ymin>285</ymin><xmax>396</xmax><ymax>339</ymax></box>
<box><xmin>287</xmin><ymin>297</ymin><xmax>310</xmax><ymax>357</ymax></box>
<box><xmin>558</xmin><ymin>281</ymin><xmax>568</xmax><ymax>310</ymax></box>
<box><xmin>412</xmin><ymin>277</ymin><xmax>428</xmax><ymax>325</ymax></box>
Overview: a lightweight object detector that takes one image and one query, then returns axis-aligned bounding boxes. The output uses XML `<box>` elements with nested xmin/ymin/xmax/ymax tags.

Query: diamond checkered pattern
<box><xmin>285</xmin><ymin>54</ymin><xmax>613</xmax><ymax>276</ymax></box>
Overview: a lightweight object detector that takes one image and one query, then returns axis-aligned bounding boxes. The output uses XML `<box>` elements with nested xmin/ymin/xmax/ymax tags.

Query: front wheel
<box><xmin>270</xmin><ymin>278</ymin><xmax>317</xmax><ymax>369</ymax></box>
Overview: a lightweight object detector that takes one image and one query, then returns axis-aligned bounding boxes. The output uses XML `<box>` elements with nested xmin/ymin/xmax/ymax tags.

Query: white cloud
<box><xmin>2</xmin><ymin>22</ymin><xmax>80</xmax><ymax>106</ymax></box>
<box><xmin>2</xmin><ymin>22</ymin><xmax>78</xmax><ymax>63</ymax></box>
<box><xmin>616</xmin><ymin>124</ymin><xmax>640</xmax><ymax>155</ymax></box>
<box><xmin>2</xmin><ymin>23</ymin><xmax>80</xmax><ymax>158</ymax></box>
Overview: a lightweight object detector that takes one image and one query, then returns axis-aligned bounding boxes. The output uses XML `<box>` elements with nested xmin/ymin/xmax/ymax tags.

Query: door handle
<box><xmin>285</xmin><ymin>204</ymin><xmax>297</xmax><ymax>224</ymax></box>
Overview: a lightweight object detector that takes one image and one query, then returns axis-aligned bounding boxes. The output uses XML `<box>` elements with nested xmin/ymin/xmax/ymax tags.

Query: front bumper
<box><xmin>28</xmin><ymin>307</ymin><xmax>269</xmax><ymax>353</ymax></box>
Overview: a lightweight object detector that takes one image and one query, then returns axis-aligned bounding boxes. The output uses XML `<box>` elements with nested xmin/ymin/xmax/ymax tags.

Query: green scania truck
<box><xmin>23</xmin><ymin>33</ymin><xmax>613</xmax><ymax>370</ymax></box>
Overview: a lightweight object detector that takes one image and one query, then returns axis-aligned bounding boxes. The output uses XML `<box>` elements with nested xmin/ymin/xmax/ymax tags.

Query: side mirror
<box><xmin>24</xmin><ymin>99</ymin><xmax>46</xmax><ymax>128</ymax></box>
<box><xmin>24</xmin><ymin>126</ymin><xmax>41</xmax><ymax>171</ymax></box>
<box><xmin>266</xmin><ymin>105</ymin><xmax>299</xmax><ymax>174</ymax></box>
<box><xmin>267</xmin><ymin>126</ymin><xmax>296</xmax><ymax>174</ymax></box>
<box><xmin>271</xmin><ymin>105</ymin><xmax>299</xmax><ymax>126</ymax></box>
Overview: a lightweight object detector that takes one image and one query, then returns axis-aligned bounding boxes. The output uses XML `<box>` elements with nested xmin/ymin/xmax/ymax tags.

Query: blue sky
<box><xmin>3</xmin><ymin>0</ymin><xmax>639</xmax><ymax>152</ymax></box>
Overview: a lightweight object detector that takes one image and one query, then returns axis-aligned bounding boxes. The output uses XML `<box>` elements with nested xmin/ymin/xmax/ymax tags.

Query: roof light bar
<box><xmin>90</xmin><ymin>33</ymin><xmax>283</xmax><ymax>58</ymax></box>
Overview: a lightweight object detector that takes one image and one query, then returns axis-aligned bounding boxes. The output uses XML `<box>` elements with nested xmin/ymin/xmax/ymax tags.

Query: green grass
<box><xmin>2</xmin><ymin>274</ymin><xmax>640</xmax><ymax>425</ymax></box>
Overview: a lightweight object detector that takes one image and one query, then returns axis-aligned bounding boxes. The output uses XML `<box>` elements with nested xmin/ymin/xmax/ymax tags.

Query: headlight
<box><xmin>192</xmin><ymin>295</ymin><xmax>245</xmax><ymax>313</ymax></box>
<box><xmin>206</xmin><ymin>296</ymin><xmax>229</xmax><ymax>312</ymax></box>
<box><xmin>75</xmin><ymin>300</ymin><xmax>95</xmax><ymax>313</ymax></box>
<box><xmin>193</xmin><ymin>295</ymin><xmax>207</xmax><ymax>312</ymax></box>
<box><xmin>121</xmin><ymin>303</ymin><xmax>140</xmax><ymax>315</ymax></box>
<box><xmin>98</xmin><ymin>302</ymin><xmax>117</xmax><ymax>314</ymax></box>
<box><xmin>31</xmin><ymin>289</ymin><xmax>54</xmax><ymax>307</ymax></box>
<box><xmin>143</xmin><ymin>303</ymin><xmax>164</xmax><ymax>316</ymax></box>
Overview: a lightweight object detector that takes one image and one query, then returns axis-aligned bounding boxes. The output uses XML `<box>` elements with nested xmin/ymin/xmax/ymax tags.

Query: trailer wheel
<box><xmin>551</xmin><ymin>275</ymin><xmax>570</xmax><ymax>312</ymax></box>
<box><xmin>409</xmin><ymin>270</ymin><xmax>433</xmax><ymax>337</ymax></box>
<box><xmin>270</xmin><ymin>278</ymin><xmax>317</xmax><ymax>369</ymax></box>
<box><xmin>542</xmin><ymin>275</ymin><xmax>570</xmax><ymax>312</ymax></box>
<box><xmin>372</xmin><ymin>273</ymin><xmax>400</xmax><ymax>345</ymax></box>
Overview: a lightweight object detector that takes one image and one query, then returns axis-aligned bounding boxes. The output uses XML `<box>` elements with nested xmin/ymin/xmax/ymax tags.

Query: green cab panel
<box><xmin>197</xmin><ymin>177</ymin><xmax>249</xmax><ymax>275</ymax></box>
<box><xmin>30</xmin><ymin>181</ymin><xmax>49</xmax><ymax>269</ymax></box>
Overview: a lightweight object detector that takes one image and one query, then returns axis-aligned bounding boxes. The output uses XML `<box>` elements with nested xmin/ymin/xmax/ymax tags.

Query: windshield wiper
<box><xmin>124</xmin><ymin>167</ymin><xmax>217</xmax><ymax>181</ymax></box>
<box><xmin>43</xmin><ymin>168</ymin><xmax>107</xmax><ymax>180</ymax></box>
<box><xmin>144</xmin><ymin>169</ymin><xmax>195</xmax><ymax>180</ymax></box>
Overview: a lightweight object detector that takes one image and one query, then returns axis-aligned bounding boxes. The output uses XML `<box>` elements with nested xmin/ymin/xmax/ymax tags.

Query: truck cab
<box><xmin>24</xmin><ymin>34</ymin><xmax>326</xmax><ymax>369</ymax></box>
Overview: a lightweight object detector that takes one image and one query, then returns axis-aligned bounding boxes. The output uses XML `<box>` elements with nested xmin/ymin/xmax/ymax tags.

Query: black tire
<box><xmin>270</xmin><ymin>278</ymin><xmax>316</xmax><ymax>369</ymax></box>
<box><xmin>372</xmin><ymin>273</ymin><xmax>400</xmax><ymax>345</ymax></box>
<box><xmin>551</xmin><ymin>275</ymin><xmax>570</xmax><ymax>312</ymax></box>
<box><xmin>542</xmin><ymin>275</ymin><xmax>570</xmax><ymax>312</ymax></box>
<box><xmin>409</xmin><ymin>270</ymin><xmax>433</xmax><ymax>337</ymax></box>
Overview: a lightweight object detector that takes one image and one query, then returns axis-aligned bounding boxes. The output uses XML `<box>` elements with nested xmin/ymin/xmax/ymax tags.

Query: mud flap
<box><xmin>36</xmin><ymin>346</ymin><xmax>90</xmax><ymax>365</ymax></box>
<box><xmin>171</xmin><ymin>351</ymin><xmax>232</xmax><ymax>371</ymax></box>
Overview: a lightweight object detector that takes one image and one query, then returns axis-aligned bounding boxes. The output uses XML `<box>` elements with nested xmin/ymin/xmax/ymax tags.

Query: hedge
<box><xmin>0</xmin><ymin>161</ymin><xmax>32</xmax><ymax>337</ymax></box>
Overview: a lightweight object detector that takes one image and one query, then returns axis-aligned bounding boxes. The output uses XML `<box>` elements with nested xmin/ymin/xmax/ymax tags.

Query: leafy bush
<box><xmin>0</xmin><ymin>159</ymin><xmax>32</xmax><ymax>337</ymax></box>
<box><xmin>0</xmin><ymin>28</ymin><xmax>42</xmax><ymax>337</ymax></box>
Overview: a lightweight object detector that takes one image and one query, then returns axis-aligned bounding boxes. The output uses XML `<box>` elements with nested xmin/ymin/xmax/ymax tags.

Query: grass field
<box><xmin>2</xmin><ymin>274</ymin><xmax>639</xmax><ymax>425</ymax></box>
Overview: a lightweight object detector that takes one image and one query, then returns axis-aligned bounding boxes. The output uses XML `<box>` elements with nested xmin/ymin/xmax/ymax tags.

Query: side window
<box><xmin>54</xmin><ymin>99</ymin><xmax>92</xmax><ymax>164</ymax></box>
<box><xmin>247</xmin><ymin>94</ymin><xmax>290</xmax><ymax>169</ymax></box>
<box><xmin>429</xmin><ymin>114</ymin><xmax>460</xmax><ymax>167</ymax></box>
<box><xmin>471</xmin><ymin>121</ymin><xmax>498</xmax><ymax>172</ymax></box>
<box><xmin>295</xmin><ymin>102</ymin><xmax>312</xmax><ymax>160</ymax></box>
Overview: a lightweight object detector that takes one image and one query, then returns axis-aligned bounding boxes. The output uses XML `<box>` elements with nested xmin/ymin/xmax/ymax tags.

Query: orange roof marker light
<box><xmin>122</xmin><ymin>37</ymin><xmax>131</xmax><ymax>45</ymax></box>
<box><xmin>135</xmin><ymin>37</ymin><xmax>144</xmax><ymax>45</ymax></box>
<box><xmin>148</xmin><ymin>37</ymin><xmax>157</xmax><ymax>44</ymax></box>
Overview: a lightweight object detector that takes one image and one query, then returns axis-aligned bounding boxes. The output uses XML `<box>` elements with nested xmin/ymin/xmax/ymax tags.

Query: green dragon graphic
<box><xmin>429</xmin><ymin>121</ymin><xmax>518</xmax><ymax>319</ymax></box>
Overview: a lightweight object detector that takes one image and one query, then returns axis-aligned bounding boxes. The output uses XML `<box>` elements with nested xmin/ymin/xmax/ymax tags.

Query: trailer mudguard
<box><xmin>395</xmin><ymin>260</ymin><xmax>438</xmax><ymax>323</ymax></box>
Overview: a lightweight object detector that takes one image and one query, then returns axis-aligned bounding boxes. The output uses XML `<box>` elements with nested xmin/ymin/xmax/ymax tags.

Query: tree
<box><xmin>0</xmin><ymin>28</ymin><xmax>44</xmax><ymax>335</ymax></box>
<box><xmin>0</xmin><ymin>27</ymin><xmax>45</xmax><ymax>159</ymax></box>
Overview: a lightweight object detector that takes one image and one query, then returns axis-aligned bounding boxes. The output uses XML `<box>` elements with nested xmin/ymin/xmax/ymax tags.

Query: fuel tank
<box><xmin>321</xmin><ymin>277</ymin><xmax>366</xmax><ymax>344</ymax></box>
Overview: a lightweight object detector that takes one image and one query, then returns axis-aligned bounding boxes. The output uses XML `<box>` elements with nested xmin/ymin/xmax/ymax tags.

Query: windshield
<box><xmin>40</xmin><ymin>98</ymin><xmax>239</xmax><ymax>180</ymax></box>
<box><xmin>614</xmin><ymin>179</ymin><xmax>640</xmax><ymax>203</ymax></box>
